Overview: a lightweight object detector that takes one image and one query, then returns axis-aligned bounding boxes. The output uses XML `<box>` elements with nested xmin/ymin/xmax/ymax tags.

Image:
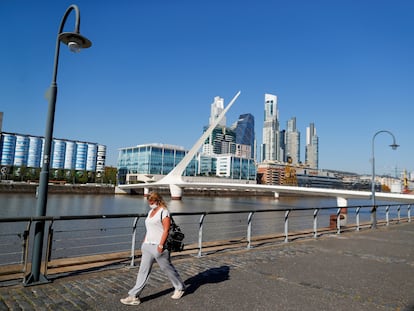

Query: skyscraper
<box><xmin>285</xmin><ymin>117</ymin><xmax>300</xmax><ymax>165</ymax></box>
<box><xmin>232</xmin><ymin>113</ymin><xmax>255</xmax><ymax>160</ymax></box>
<box><xmin>203</xmin><ymin>96</ymin><xmax>231</xmax><ymax>155</ymax></box>
<box><xmin>209</xmin><ymin>96</ymin><xmax>226</xmax><ymax>127</ymax></box>
<box><xmin>306</xmin><ymin>123</ymin><xmax>319</xmax><ymax>168</ymax></box>
<box><xmin>261</xmin><ymin>94</ymin><xmax>280</xmax><ymax>162</ymax></box>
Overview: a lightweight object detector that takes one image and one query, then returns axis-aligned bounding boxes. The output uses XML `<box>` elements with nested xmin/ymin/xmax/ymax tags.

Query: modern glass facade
<box><xmin>197</xmin><ymin>154</ymin><xmax>217</xmax><ymax>176</ymax></box>
<box><xmin>118</xmin><ymin>143</ymin><xmax>256</xmax><ymax>183</ymax></box>
<box><xmin>202</xmin><ymin>126</ymin><xmax>237</xmax><ymax>155</ymax></box>
<box><xmin>216</xmin><ymin>155</ymin><xmax>256</xmax><ymax>180</ymax></box>
<box><xmin>232</xmin><ymin>113</ymin><xmax>255</xmax><ymax>160</ymax></box>
<box><xmin>117</xmin><ymin>143</ymin><xmax>198</xmax><ymax>184</ymax></box>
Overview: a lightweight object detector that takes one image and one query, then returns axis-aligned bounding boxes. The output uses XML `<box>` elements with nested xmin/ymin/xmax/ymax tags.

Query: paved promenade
<box><xmin>0</xmin><ymin>222</ymin><xmax>413</xmax><ymax>311</ymax></box>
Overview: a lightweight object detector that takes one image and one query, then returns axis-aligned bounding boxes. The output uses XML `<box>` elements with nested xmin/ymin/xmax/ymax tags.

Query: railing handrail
<box><xmin>0</xmin><ymin>202</ymin><xmax>406</xmax><ymax>223</ymax></box>
<box><xmin>0</xmin><ymin>202</ymin><xmax>411</xmax><ymax>284</ymax></box>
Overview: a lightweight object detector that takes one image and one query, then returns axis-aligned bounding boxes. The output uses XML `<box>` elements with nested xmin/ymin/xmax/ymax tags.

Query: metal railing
<box><xmin>0</xmin><ymin>203</ymin><xmax>411</xmax><ymax>283</ymax></box>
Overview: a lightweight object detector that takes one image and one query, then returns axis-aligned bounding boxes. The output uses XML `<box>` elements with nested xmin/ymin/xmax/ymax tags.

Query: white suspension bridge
<box><xmin>117</xmin><ymin>91</ymin><xmax>414</xmax><ymax>207</ymax></box>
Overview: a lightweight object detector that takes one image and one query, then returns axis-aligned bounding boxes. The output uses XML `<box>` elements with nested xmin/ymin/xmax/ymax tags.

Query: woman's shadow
<box><xmin>184</xmin><ymin>265</ymin><xmax>230</xmax><ymax>295</ymax></box>
<box><xmin>141</xmin><ymin>265</ymin><xmax>230</xmax><ymax>302</ymax></box>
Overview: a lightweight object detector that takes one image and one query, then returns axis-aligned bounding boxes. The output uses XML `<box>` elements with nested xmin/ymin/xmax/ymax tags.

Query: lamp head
<box><xmin>390</xmin><ymin>143</ymin><xmax>399</xmax><ymax>150</ymax></box>
<box><xmin>59</xmin><ymin>32</ymin><xmax>92</xmax><ymax>53</ymax></box>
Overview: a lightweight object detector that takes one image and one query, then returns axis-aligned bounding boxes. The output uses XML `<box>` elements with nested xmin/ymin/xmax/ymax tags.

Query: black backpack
<box><xmin>161</xmin><ymin>211</ymin><xmax>185</xmax><ymax>252</ymax></box>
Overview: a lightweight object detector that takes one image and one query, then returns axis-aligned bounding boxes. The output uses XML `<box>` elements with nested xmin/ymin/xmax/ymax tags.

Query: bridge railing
<box><xmin>0</xmin><ymin>203</ymin><xmax>411</xmax><ymax>283</ymax></box>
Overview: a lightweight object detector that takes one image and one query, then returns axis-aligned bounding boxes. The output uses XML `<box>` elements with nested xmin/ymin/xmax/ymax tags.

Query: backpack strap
<box><xmin>160</xmin><ymin>209</ymin><xmax>175</xmax><ymax>226</ymax></box>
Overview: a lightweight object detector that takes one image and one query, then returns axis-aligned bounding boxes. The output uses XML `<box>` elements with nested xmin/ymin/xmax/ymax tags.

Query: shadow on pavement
<box><xmin>140</xmin><ymin>265</ymin><xmax>230</xmax><ymax>303</ymax></box>
<box><xmin>184</xmin><ymin>265</ymin><xmax>230</xmax><ymax>295</ymax></box>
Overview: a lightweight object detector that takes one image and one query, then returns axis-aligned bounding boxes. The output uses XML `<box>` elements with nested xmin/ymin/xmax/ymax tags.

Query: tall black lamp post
<box><xmin>24</xmin><ymin>4</ymin><xmax>91</xmax><ymax>286</ymax></box>
<box><xmin>370</xmin><ymin>130</ymin><xmax>399</xmax><ymax>229</ymax></box>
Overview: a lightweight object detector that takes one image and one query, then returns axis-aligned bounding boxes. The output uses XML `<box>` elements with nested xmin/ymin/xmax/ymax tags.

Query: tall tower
<box><xmin>261</xmin><ymin>94</ymin><xmax>280</xmax><ymax>162</ymax></box>
<box><xmin>232</xmin><ymin>113</ymin><xmax>255</xmax><ymax>160</ymax></box>
<box><xmin>209</xmin><ymin>96</ymin><xmax>226</xmax><ymax>127</ymax></box>
<box><xmin>305</xmin><ymin>123</ymin><xmax>318</xmax><ymax>168</ymax></box>
<box><xmin>285</xmin><ymin>117</ymin><xmax>300</xmax><ymax>165</ymax></box>
<box><xmin>203</xmin><ymin>96</ymin><xmax>233</xmax><ymax>155</ymax></box>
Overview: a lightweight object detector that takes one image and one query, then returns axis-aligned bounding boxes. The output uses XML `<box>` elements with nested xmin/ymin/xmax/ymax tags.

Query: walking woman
<box><xmin>120</xmin><ymin>191</ymin><xmax>186</xmax><ymax>306</ymax></box>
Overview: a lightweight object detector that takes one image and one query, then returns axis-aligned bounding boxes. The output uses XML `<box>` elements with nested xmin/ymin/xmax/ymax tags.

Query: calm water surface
<box><xmin>0</xmin><ymin>193</ymin><xmax>356</xmax><ymax>217</ymax></box>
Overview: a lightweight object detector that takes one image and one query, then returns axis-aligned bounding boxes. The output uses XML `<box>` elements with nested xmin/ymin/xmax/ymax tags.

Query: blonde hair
<box><xmin>147</xmin><ymin>191</ymin><xmax>167</xmax><ymax>208</ymax></box>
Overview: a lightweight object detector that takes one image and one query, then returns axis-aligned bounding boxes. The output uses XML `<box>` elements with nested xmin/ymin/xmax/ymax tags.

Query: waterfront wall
<box><xmin>0</xmin><ymin>183</ymin><xmax>115</xmax><ymax>194</ymax></box>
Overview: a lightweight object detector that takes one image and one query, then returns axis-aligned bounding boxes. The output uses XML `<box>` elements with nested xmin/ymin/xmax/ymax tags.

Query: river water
<box><xmin>0</xmin><ymin>193</ymin><xmax>346</xmax><ymax>217</ymax></box>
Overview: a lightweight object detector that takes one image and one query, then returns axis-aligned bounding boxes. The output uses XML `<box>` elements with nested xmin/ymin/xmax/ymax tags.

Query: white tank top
<box><xmin>144</xmin><ymin>208</ymin><xmax>170</xmax><ymax>244</ymax></box>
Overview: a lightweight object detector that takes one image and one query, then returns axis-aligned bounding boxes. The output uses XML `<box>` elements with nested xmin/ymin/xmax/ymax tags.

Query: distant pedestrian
<box><xmin>120</xmin><ymin>191</ymin><xmax>186</xmax><ymax>306</ymax></box>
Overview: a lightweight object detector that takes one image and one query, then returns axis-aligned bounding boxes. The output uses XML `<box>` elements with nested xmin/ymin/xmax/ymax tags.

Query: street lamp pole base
<box><xmin>23</xmin><ymin>273</ymin><xmax>50</xmax><ymax>287</ymax></box>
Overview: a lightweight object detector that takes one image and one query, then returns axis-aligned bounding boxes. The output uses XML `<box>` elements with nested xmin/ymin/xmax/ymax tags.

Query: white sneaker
<box><xmin>171</xmin><ymin>289</ymin><xmax>185</xmax><ymax>299</ymax></box>
<box><xmin>120</xmin><ymin>296</ymin><xmax>141</xmax><ymax>305</ymax></box>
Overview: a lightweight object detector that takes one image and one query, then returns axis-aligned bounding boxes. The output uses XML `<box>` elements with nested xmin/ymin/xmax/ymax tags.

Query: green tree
<box><xmin>103</xmin><ymin>166</ymin><xmax>117</xmax><ymax>185</ymax></box>
<box><xmin>77</xmin><ymin>170</ymin><xmax>88</xmax><ymax>184</ymax></box>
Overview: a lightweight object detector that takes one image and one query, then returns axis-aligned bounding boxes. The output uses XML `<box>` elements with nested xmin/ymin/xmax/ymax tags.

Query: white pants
<box><xmin>128</xmin><ymin>243</ymin><xmax>185</xmax><ymax>297</ymax></box>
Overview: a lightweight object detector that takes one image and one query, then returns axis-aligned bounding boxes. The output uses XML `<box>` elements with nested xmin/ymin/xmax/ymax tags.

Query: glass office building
<box><xmin>117</xmin><ymin>143</ymin><xmax>198</xmax><ymax>184</ymax></box>
<box><xmin>118</xmin><ymin>143</ymin><xmax>257</xmax><ymax>184</ymax></box>
<box><xmin>202</xmin><ymin>126</ymin><xmax>237</xmax><ymax>155</ymax></box>
<box><xmin>216</xmin><ymin>155</ymin><xmax>256</xmax><ymax>180</ymax></box>
<box><xmin>232</xmin><ymin>113</ymin><xmax>255</xmax><ymax>160</ymax></box>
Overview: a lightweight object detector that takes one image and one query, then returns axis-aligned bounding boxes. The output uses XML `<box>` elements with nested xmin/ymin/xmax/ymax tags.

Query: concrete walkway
<box><xmin>0</xmin><ymin>222</ymin><xmax>413</xmax><ymax>311</ymax></box>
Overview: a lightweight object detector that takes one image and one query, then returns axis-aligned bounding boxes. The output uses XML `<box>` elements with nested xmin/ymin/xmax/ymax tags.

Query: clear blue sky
<box><xmin>1</xmin><ymin>0</ymin><xmax>413</xmax><ymax>176</ymax></box>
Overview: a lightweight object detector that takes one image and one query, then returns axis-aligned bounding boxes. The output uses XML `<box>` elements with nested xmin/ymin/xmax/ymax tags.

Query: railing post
<box><xmin>313</xmin><ymin>209</ymin><xmax>319</xmax><ymax>238</ymax></box>
<box><xmin>247</xmin><ymin>212</ymin><xmax>254</xmax><ymax>249</ymax></box>
<box><xmin>386</xmin><ymin>205</ymin><xmax>390</xmax><ymax>226</ymax></box>
<box><xmin>44</xmin><ymin>220</ymin><xmax>54</xmax><ymax>277</ymax></box>
<box><xmin>397</xmin><ymin>205</ymin><xmax>401</xmax><ymax>223</ymax></box>
<box><xmin>408</xmin><ymin>204</ymin><xmax>411</xmax><ymax>222</ymax></box>
<box><xmin>198</xmin><ymin>214</ymin><xmax>206</xmax><ymax>258</ymax></box>
<box><xmin>336</xmin><ymin>208</ymin><xmax>341</xmax><ymax>234</ymax></box>
<box><xmin>22</xmin><ymin>221</ymin><xmax>32</xmax><ymax>278</ymax></box>
<box><xmin>356</xmin><ymin>207</ymin><xmax>361</xmax><ymax>231</ymax></box>
<box><xmin>284</xmin><ymin>210</ymin><xmax>290</xmax><ymax>243</ymax></box>
<box><xmin>130</xmin><ymin>217</ymin><xmax>139</xmax><ymax>267</ymax></box>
